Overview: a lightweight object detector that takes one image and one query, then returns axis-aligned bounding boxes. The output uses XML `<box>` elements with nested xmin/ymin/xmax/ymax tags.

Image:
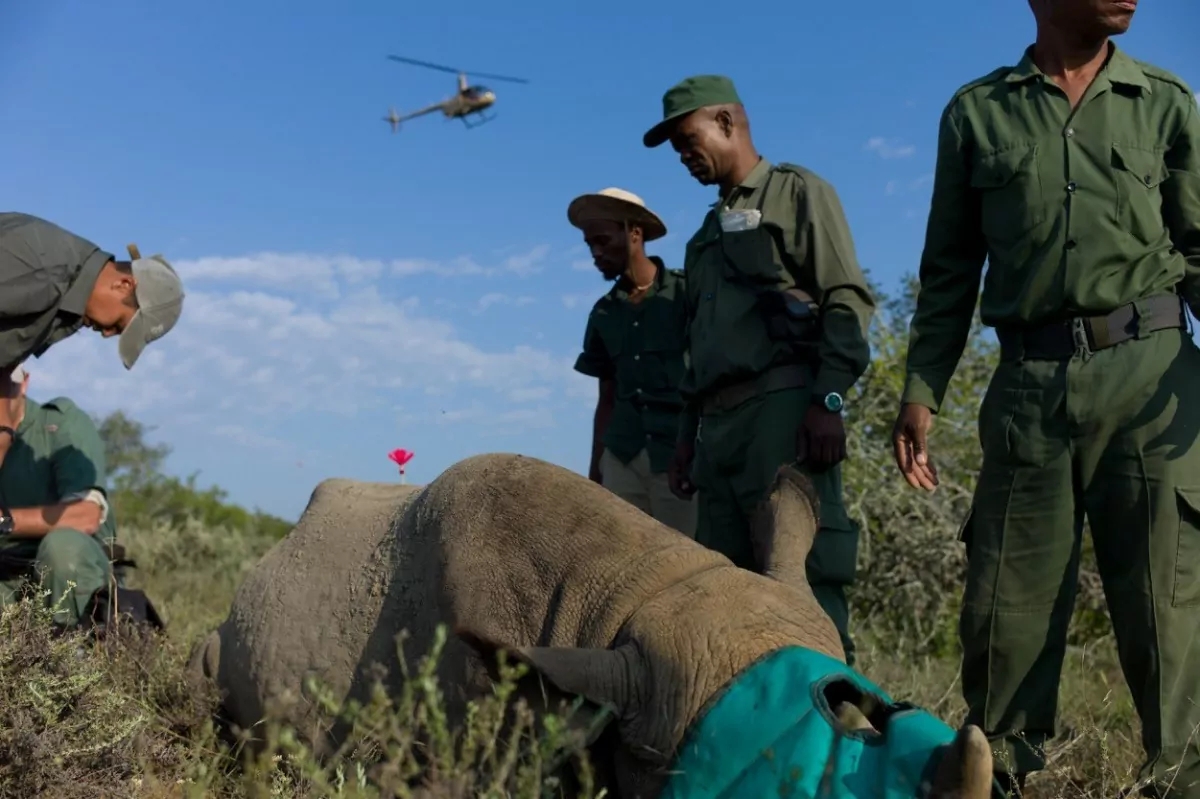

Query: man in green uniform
<box><xmin>643</xmin><ymin>75</ymin><xmax>876</xmax><ymax>663</ymax></box>
<box><xmin>570</xmin><ymin>187</ymin><xmax>697</xmax><ymax>537</ymax></box>
<box><xmin>890</xmin><ymin>1</ymin><xmax>1200</xmax><ymax>795</ymax></box>
<box><xmin>0</xmin><ymin>361</ymin><xmax>118</xmax><ymax>628</ymax></box>
<box><xmin>0</xmin><ymin>212</ymin><xmax>185</xmax><ymax>375</ymax></box>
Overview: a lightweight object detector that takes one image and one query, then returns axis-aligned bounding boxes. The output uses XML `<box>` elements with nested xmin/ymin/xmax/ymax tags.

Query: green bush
<box><xmin>841</xmin><ymin>276</ymin><xmax>1111</xmax><ymax>656</ymax></box>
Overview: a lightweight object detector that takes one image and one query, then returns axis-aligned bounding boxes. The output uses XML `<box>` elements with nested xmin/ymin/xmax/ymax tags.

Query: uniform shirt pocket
<box><xmin>1111</xmin><ymin>142</ymin><xmax>1170</xmax><ymax>245</ymax></box>
<box><xmin>970</xmin><ymin>144</ymin><xmax>1045</xmax><ymax>248</ymax></box>
<box><xmin>718</xmin><ymin>224</ymin><xmax>786</xmax><ymax>286</ymax></box>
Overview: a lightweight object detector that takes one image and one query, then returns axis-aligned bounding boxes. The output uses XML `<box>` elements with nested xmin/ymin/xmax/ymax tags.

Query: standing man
<box><xmin>570</xmin><ymin>188</ymin><xmax>697</xmax><ymax>538</ymax></box>
<box><xmin>0</xmin><ymin>212</ymin><xmax>185</xmax><ymax>375</ymax></box>
<box><xmin>643</xmin><ymin>75</ymin><xmax>875</xmax><ymax>663</ymax></box>
<box><xmin>891</xmin><ymin>1</ymin><xmax>1200</xmax><ymax>795</ymax></box>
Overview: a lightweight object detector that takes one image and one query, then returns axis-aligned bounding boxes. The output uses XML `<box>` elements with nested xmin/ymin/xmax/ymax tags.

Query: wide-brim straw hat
<box><xmin>567</xmin><ymin>187</ymin><xmax>667</xmax><ymax>242</ymax></box>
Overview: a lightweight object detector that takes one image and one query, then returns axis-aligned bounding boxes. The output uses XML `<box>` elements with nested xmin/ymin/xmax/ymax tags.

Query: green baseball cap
<box><xmin>643</xmin><ymin>74</ymin><xmax>742</xmax><ymax>148</ymax></box>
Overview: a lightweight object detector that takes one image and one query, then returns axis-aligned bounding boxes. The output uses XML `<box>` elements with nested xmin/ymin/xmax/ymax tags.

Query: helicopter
<box><xmin>382</xmin><ymin>55</ymin><xmax>529</xmax><ymax>132</ymax></box>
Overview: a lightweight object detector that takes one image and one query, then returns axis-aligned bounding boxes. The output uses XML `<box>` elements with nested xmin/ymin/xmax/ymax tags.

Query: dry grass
<box><xmin>857</xmin><ymin>621</ymin><xmax>1152</xmax><ymax>799</ymax></box>
<box><xmin>0</xmin><ymin>510</ymin><xmax>1161</xmax><ymax>798</ymax></box>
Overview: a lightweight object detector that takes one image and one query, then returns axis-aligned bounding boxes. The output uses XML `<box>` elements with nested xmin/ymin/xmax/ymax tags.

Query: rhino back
<box><xmin>407</xmin><ymin>452</ymin><xmax>729</xmax><ymax>652</ymax></box>
<box><xmin>216</xmin><ymin>477</ymin><xmax>424</xmax><ymax>748</ymax></box>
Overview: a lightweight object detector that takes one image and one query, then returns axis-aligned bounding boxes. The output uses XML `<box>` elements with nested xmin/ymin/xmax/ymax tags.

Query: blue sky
<box><xmin>1</xmin><ymin>1</ymin><xmax>1196</xmax><ymax>521</ymax></box>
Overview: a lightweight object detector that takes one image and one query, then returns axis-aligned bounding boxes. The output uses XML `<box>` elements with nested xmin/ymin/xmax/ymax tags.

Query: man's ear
<box><xmin>715</xmin><ymin>108</ymin><xmax>734</xmax><ymax>137</ymax></box>
<box><xmin>456</xmin><ymin>627</ymin><xmax>631</xmax><ymax>748</ymax></box>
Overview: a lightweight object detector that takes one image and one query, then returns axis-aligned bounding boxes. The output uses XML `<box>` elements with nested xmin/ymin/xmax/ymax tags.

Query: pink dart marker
<box><xmin>388</xmin><ymin>448</ymin><xmax>414</xmax><ymax>483</ymax></box>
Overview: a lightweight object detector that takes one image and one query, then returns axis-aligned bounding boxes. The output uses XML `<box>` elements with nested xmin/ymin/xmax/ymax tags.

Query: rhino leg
<box><xmin>749</xmin><ymin>463</ymin><xmax>822</xmax><ymax>584</ymax></box>
<box><xmin>927</xmin><ymin>724</ymin><xmax>995</xmax><ymax>799</ymax></box>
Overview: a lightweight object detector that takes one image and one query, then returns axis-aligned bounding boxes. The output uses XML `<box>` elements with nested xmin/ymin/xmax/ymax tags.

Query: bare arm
<box><xmin>9</xmin><ymin>500</ymin><xmax>103</xmax><ymax>538</ymax></box>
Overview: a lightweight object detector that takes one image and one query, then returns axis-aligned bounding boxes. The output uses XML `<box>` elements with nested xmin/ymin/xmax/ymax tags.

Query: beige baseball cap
<box><xmin>567</xmin><ymin>187</ymin><xmax>667</xmax><ymax>241</ymax></box>
<box><xmin>119</xmin><ymin>254</ymin><xmax>185</xmax><ymax>370</ymax></box>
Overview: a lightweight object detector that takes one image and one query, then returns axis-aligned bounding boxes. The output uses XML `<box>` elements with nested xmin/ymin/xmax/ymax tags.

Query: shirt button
<box><xmin>1065</xmin><ymin>127</ymin><xmax>1075</xmax><ymax>137</ymax></box>
<box><xmin>633</xmin><ymin>321</ymin><xmax>639</xmax><ymax>327</ymax></box>
<box><xmin>1065</xmin><ymin>239</ymin><xmax>1077</xmax><ymax>250</ymax></box>
<box><xmin>1066</xmin><ymin>181</ymin><xmax>1077</xmax><ymax>193</ymax></box>
<box><xmin>634</xmin><ymin>355</ymin><xmax>640</xmax><ymax>360</ymax></box>
<box><xmin>1144</xmin><ymin>175</ymin><xmax>1153</xmax><ymax>185</ymax></box>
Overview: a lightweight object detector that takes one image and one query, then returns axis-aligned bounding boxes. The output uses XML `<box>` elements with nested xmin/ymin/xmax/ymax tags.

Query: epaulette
<box><xmin>947</xmin><ymin>65</ymin><xmax>1014</xmax><ymax>106</ymax></box>
<box><xmin>39</xmin><ymin>396</ymin><xmax>80</xmax><ymax>418</ymax></box>
<box><xmin>1136</xmin><ymin>59</ymin><xmax>1197</xmax><ymax>98</ymax></box>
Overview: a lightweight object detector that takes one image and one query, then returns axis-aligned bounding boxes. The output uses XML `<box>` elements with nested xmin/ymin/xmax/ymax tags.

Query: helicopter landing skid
<box><xmin>461</xmin><ymin>110</ymin><xmax>496</xmax><ymax>129</ymax></box>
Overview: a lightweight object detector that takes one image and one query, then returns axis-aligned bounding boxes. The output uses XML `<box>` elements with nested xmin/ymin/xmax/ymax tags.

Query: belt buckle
<box><xmin>1071</xmin><ymin>317</ymin><xmax>1092</xmax><ymax>357</ymax></box>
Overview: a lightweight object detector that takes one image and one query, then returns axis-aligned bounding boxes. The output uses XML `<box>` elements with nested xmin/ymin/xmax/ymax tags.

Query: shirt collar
<box><xmin>14</xmin><ymin>398</ymin><xmax>40</xmax><ymax>436</ymax></box>
<box><xmin>1005</xmin><ymin>42</ymin><xmax>1151</xmax><ymax>93</ymax></box>
<box><xmin>713</xmin><ymin>157</ymin><xmax>773</xmax><ymax>207</ymax></box>
<box><xmin>612</xmin><ymin>255</ymin><xmax>665</xmax><ymax>298</ymax></box>
<box><xmin>58</xmin><ymin>249</ymin><xmax>111</xmax><ymax>317</ymax></box>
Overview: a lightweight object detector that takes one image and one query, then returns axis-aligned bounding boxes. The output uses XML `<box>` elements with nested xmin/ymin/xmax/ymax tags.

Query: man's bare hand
<box><xmin>667</xmin><ymin>441</ymin><xmax>697</xmax><ymax>500</ymax></box>
<box><xmin>796</xmin><ymin>405</ymin><xmax>847</xmax><ymax>469</ymax></box>
<box><xmin>892</xmin><ymin>403</ymin><xmax>938</xmax><ymax>491</ymax></box>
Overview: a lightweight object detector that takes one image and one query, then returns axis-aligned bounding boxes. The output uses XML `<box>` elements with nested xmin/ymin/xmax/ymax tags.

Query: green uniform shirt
<box><xmin>678</xmin><ymin>158</ymin><xmax>874</xmax><ymax>432</ymax></box>
<box><xmin>0</xmin><ymin>213</ymin><xmax>115</xmax><ymax>371</ymax></box>
<box><xmin>902</xmin><ymin>44</ymin><xmax>1200</xmax><ymax>411</ymax></box>
<box><xmin>0</xmin><ymin>396</ymin><xmax>115</xmax><ymax>543</ymax></box>
<box><xmin>574</xmin><ymin>258</ymin><xmax>690</xmax><ymax>473</ymax></box>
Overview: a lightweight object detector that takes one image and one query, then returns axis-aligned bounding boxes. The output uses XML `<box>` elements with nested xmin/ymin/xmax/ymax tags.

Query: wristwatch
<box><xmin>0</xmin><ymin>506</ymin><xmax>12</xmax><ymax>535</ymax></box>
<box><xmin>819</xmin><ymin>392</ymin><xmax>845</xmax><ymax>413</ymax></box>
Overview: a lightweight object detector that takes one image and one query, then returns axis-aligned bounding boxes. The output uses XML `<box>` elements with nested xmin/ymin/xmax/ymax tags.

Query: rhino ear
<box><xmin>750</xmin><ymin>463</ymin><xmax>821</xmax><ymax>580</ymax></box>
<box><xmin>456</xmin><ymin>628</ymin><xmax>631</xmax><ymax>747</ymax></box>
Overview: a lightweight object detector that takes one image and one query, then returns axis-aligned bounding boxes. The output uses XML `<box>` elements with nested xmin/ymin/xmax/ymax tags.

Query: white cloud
<box><xmin>561</xmin><ymin>293</ymin><xmax>597</xmax><ymax>310</ymax></box>
<box><xmin>177</xmin><ymin>245</ymin><xmax>551</xmax><ymax>291</ymax></box>
<box><xmin>571</xmin><ymin>258</ymin><xmax>594</xmax><ymax>272</ymax></box>
<box><xmin>865</xmin><ymin>137</ymin><xmax>916</xmax><ymax>159</ymax></box>
<box><xmin>23</xmin><ymin>252</ymin><xmax>585</xmax><ymax>444</ymax></box>
<box><xmin>477</xmin><ymin>293</ymin><xmax>536</xmax><ymax>312</ymax></box>
<box><xmin>885</xmin><ymin>174</ymin><xmax>934</xmax><ymax>195</ymax></box>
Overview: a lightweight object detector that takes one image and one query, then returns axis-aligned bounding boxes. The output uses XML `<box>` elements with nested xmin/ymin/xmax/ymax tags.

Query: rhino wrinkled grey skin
<box><xmin>189</xmin><ymin>452</ymin><xmax>994</xmax><ymax>798</ymax></box>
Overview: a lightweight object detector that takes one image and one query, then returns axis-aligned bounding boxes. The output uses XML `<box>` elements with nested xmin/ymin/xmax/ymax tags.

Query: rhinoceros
<box><xmin>189</xmin><ymin>452</ymin><xmax>997</xmax><ymax>798</ymax></box>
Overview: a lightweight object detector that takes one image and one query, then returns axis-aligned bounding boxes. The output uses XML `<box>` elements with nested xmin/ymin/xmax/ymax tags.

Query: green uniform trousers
<box><xmin>691</xmin><ymin>385</ymin><xmax>860</xmax><ymax>665</ymax></box>
<box><xmin>0</xmin><ymin>528</ymin><xmax>113</xmax><ymax>627</ymax></box>
<box><xmin>962</xmin><ymin>327</ymin><xmax>1200</xmax><ymax>794</ymax></box>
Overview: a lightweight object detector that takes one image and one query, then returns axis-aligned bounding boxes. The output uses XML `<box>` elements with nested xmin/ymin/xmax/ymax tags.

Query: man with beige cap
<box><xmin>569</xmin><ymin>188</ymin><xmax>696</xmax><ymax>537</ymax></box>
<box><xmin>0</xmin><ymin>212</ymin><xmax>185</xmax><ymax>376</ymax></box>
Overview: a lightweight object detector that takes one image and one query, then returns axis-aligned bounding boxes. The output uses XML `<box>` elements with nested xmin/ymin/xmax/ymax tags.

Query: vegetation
<box><xmin>0</xmin><ymin>278</ymin><xmax>1154</xmax><ymax>797</ymax></box>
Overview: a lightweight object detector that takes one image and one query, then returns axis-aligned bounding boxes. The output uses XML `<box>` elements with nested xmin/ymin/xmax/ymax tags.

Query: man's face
<box><xmin>669</xmin><ymin>110</ymin><xmax>729</xmax><ymax>186</ymax></box>
<box><xmin>83</xmin><ymin>272</ymin><xmax>138</xmax><ymax>337</ymax></box>
<box><xmin>1037</xmin><ymin>0</ymin><xmax>1136</xmax><ymax>36</ymax></box>
<box><xmin>582</xmin><ymin>220</ymin><xmax>631</xmax><ymax>281</ymax></box>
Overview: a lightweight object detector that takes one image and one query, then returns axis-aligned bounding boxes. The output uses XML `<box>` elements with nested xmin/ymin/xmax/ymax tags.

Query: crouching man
<box><xmin>0</xmin><ymin>362</ymin><xmax>117</xmax><ymax>629</ymax></box>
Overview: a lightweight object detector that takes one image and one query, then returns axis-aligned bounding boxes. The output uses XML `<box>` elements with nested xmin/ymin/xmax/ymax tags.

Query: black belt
<box><xmin>698</xmin><ymin>363</ymin><xmax>810</xmax><ymax>416</ymax></box>
<box><xmin>996</xmin><ymin>294</ymin><xmax>1188</xmax><ymax>360</ymax></box>
<box><xmin>628</xmin><ymin>394</ymin><xmax>683</xmax><ymax>413</ymax></box>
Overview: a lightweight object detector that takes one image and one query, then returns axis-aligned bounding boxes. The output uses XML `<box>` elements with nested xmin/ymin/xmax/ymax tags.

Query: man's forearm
<box><xmin>9</xmin><ymin>501</ymin><xmax>102</xmax><ymax>538</ymax></box>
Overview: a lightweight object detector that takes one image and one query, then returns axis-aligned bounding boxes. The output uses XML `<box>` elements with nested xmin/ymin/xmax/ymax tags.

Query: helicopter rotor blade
<box><xmin>386</xmin><ymin>55</ymin><xmax>462</xmax><ymax>75</ymax></box>
<box><xmin>463</xmin><ymin>70</ymin><xmax>529</xmax><ymax>84</ymax></box>
<box><xmin>386</xmin><ymin>54</ymin><xmax>529</xmax><ymax>84</ymax></box>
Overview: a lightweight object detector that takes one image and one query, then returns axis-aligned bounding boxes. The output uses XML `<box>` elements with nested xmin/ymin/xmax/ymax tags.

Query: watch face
<box><xmin>824</xmin><ymin>392</ymin><xmax>844</xmax><ymax>412</ymax></box>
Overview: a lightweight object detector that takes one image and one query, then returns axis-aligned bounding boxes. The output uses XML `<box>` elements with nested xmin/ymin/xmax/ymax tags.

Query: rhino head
<box><xmin>460</xmin><ymin>465</ymin><xmax>997</xmax><ymax>799</ymax></box>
